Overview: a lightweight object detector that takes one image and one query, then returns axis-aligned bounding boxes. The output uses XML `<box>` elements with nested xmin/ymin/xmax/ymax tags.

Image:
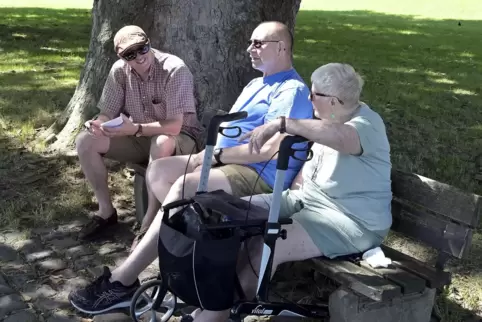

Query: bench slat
<box><xmin>358</xmin><ymin>260</ymin><xmax>426</xmax><ymax>295</ymax></box>
<box><xmin>391</xmin><ymin>199</ymin><xmax>473</xmax><ymax>259</ymax></box>
<box><xmin>391</xmin><ymin>169</ymin><xmax>481</xmax><ymax>227</ymax></box>
<box><xmin>309</xmin><ymin>257</ymin><xmax>401</xmax><ymax>302</ymax></box>
<box><xmin>381</xmin><ymin>245</ymin><xmax>451</xmax><ymax>289</ymax></box>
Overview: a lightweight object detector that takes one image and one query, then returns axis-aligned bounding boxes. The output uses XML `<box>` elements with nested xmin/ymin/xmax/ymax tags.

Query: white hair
<box><xmin>311</xmin><ymin>63</ymin><xmax>364</xmax><ymax>107</ymax></box>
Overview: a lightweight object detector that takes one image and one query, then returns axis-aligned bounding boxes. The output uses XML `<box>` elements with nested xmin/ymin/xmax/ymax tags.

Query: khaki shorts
<box><xmin>103</xmin><ymin>131</ymin><xmax>199</xmax><ymax>164</ymax></box>
<box><xmin>216</xmin><ymin>164</ymin><xmax>273</xmax><ymax>198</ymax></box>
<box><xmin>243</xmin><ymin>191</ymin><xmax>389</xmax><ymax>259</ymax></box>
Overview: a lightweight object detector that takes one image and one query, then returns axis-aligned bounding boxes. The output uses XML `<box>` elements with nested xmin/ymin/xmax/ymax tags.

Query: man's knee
<box><xmin>150</xmin><ymin>135</ymin><xmax>175</xmax><ymax>159</ymax></box>
<box><xmin>170</xmin><ymin>173</ymin><xmax>200</xmax><ymax>198</ymax></box>
<box><xmin>75</xmin><ymin>131</ymin><xmax>96</xmax><ymax>156</ymax></box>
<box><xmin>75</xmin><ymin>131</ymin><xmax>109</xmax><ymax>156</ymax></box>
<box><xmin>146</xmin><ymin>159</ymin><xmax>166</xmax><ymax>190</ymax></box>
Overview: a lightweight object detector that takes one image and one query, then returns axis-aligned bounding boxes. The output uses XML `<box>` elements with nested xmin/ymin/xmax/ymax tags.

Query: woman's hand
<box><xmin>238</xmin><ymin>121</ymin><xmax>280</xmax><ymax>154</ymax></box>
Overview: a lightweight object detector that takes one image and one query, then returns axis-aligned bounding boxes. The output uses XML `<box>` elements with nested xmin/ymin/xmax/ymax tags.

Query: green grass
<box><xmin>0</xmin><ymin>5</ymin><xmax>91</xmax><ymax>144</ymax></box>
<box><xmin>300</xmin><ymin>0</ymin><xmax>482</xmax><ymax>20</ymax></box>
<box><xmin>292</xmin><ymin>7</ymin><xmax>482</xmax><ymax>196</ymax></box>
<box><xmin>0</xmin><ymin>0</ymin><xmax>481</xmax><ymax>321</ymax></box>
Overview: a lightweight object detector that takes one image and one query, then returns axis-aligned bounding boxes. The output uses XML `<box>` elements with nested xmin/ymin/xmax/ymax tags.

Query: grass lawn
<box><xmin>0</xmin><ymin>0</ymin><xmax>481</xmax><ymax>321</ymax></box>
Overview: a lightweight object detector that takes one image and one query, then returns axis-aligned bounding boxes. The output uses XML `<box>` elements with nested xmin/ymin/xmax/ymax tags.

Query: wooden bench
<box><xmin>128</xmin><ymin>127</ymin><xmax>481</xmax><ymax>321</ymax></box>
<box><xmin>309</xmin><ymin>169</ymin><xmax>481</xmax><ymax>322</ymax></box>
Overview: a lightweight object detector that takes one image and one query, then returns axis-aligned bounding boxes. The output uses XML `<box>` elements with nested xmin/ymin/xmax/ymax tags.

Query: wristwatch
<box><xmin>134</xmin><ymin>124</ymin><xmax>143</xmax><ymax>137</ymax></box>
<box><xmin>213</xmin><ymin>148</ymin><xmax>224</xmax><ymax>166</ymax></box>
<box><xmin>278</xmin><ymin>116</ymin><xmax>286</xmax><ymax>133</ymax></box>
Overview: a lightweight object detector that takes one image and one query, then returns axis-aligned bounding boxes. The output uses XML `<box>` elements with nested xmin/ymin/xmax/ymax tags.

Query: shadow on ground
<box><xmin>0</xmin><ymin>131</ymin><xmax>136</xmax><ymax>230</ymax></box>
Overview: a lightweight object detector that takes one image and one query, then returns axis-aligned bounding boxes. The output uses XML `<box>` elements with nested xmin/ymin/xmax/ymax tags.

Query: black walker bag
<box><xmin>157</xmin><ymin>189</ymin><xmax>268</xmax><ymax>311</ymax></box>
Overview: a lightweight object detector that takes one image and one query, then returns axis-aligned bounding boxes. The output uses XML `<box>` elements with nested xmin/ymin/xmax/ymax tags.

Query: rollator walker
<box><xmin>129</xmin><ymin>111</ymin><xmax>329</xmax><ymax>322</ymax></box>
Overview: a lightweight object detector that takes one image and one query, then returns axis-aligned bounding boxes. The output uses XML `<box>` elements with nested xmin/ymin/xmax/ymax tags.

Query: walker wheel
<box><xmin>129</xmin><ymin>278</ymin><xmax>176</xmax><ymax>322</ymax></box>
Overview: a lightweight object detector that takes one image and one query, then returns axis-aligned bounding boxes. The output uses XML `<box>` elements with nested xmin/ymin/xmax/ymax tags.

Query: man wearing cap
<box><xmin>75</xmin><ymin>25</ymin><xmax>203</xmax><ymax>240</ymax></box>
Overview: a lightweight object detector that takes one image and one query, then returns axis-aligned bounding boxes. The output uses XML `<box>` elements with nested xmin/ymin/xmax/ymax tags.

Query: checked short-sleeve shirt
<box><xmin>97</xmin><ymin>49</ymin><xmax>203</xmax><ymax>141</ymax></box>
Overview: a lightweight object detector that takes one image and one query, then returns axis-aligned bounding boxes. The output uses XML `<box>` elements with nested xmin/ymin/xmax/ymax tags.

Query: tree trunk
<box><xmin>46</xmin><ymin>0</ymin><xmax>301</xmax><ymax>151</ymax></box>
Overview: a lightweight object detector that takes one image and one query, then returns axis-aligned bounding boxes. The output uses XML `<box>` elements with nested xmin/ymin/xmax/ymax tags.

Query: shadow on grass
<box><xmin>0</xmin><ymin>132</ymin><xmax>93</xmax><ymax>230</ymax></box>
<box><xmin>0</xmin><ymin>131</ymin><xmax>139</xmax><ymax>232</ymax></box>
<box><xmin>293</xmin><ymin>10</ymin><xmax>482</xmax><ymax>196</ymax></box>
<box><xmin>0</xmin><ymin>7</ymin><xmax>91</xmax><ymax>54</ymax></box>
<box><xmin>0</xmin><ymin>7</ymin><xmax>91</xmax><ymax>130</ymax></box>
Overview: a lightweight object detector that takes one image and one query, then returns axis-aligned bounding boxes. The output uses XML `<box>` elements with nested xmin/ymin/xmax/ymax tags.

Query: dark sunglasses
<box><xmin>309</xmin><ymin>92</ymin><xmax>344</xmax><ymax>105</ymax></box>
<box><xmin>247</xmin><ymin>39</ymin><xmax>280</xmax><ymax>49</ymax></box>
<box><xmin>121</xmin><ymin>43</ymin><xmax>151</xmax><ymax>61</ymax></box>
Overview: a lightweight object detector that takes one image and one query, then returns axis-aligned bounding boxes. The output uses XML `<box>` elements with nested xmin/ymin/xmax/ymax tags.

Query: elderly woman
<box><xmin>189</xmin><ymin>62</ymin><xmax>392</xmax><ymax>321</ymax></box>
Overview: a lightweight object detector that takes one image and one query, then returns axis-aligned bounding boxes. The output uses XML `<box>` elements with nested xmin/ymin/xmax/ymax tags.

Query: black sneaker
<box><xmin>68</xmin><ymin>266</ymin><xmax>140</xmax><ymax>314</ymax></box>
<box><xmin>78</xmin><ymin>209</ymin><xmax>118</xmax><ymax>240</ymax></box>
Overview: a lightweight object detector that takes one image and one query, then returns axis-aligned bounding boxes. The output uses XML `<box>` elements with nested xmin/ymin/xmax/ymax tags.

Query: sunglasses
<box><xmin>247</xmin><ymin>39</ymin><xmax>280</xmax><ymax>49</ymax></box>
<box><xmin>121</xmin><ymin>43</ymin><xmax>151</xmax><ymax>61</ymax></box>
<box><xmin>309</xmin><ymin>92</ymin><xmax>345</xmax><ymax>105</ymax></box>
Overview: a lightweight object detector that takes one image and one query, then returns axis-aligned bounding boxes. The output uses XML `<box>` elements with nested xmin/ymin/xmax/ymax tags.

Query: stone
<box><xmin>328</xmin><ymin>286</ymin><xmax>436</xmax><ymax>322</ymax></box>
<box><xmin>22</xmin><ymin>284</ymin><xmax>57</xmax><ymax>301</ymax></box>
<box><xmin>0</xmin><ymin>283</ymin><xmax>14</xmax><ymax>297</ymax></box>
<box><xmin>97</xmin><ymin>243</ymin><xmax>124</xmax><ymax>256</ymax></box>
<box><xmin>56</xmin><ymin>220</ymin><xmax>87</xmax><ymax>233</ymax></box>
<box><xmin>0</xmin><ymin>274</ymin><xmax>14</xmax><ymax>296</ymax></box>
<box><xmin>40</xmin><ymin>231</ymin><xmax>67</xmax><ymax>242</ymax></box>
<box><xmin>5</xmin><ymin>272</ymin><xmax>37</xmax><ymax>292</ymax></box>
<box><xmin>65</xmin><ymin>245</ymin><xmax>94</xmax><ymax>259</ymax></box>
<box><xmin>46</xmin><ymin>311</ymin><xmax>81</xmax><ymax>322</ymax></box>
<box><xmin>0</xmin><ymin>244</ymin><xmax>19</xmax><ymax>262</ymax></box>
<box><xmin>49</xmin><ymin>238</ymin><xmax>79</xmax><ymax>252</ymax></box>
<box><xmin>93</xmin><ymin>313</ymin><xmax>132</xmax><ymax>322</ymax></box>
<box><xmin>52</xmin><ymin>268</ymin><xmax>77</xmax><ymax>279</ymax></box>
<box><xmin>138</xmin><ymin>263</ymin><xmax>159</xmax><ymax>282</ymax></box>
<box><xmin>112</xmin><ymin>253</ymin><xmax>129</xmax><ymax>267</ymax></box>
<box><xmin>58</xmin><ymin>276</ymin><xmax>90</xmax><ymax>298</ymax></box>
<box><xmin>74</xmin><ymin>255</ymin><xmax>101</xmax><ymax>271</ymax></box>
<box><xmin>36</xmin><ymin>258</ymin><xmax>67</xmax><ymax>273</ymax></box>
<box><xmin>86</xmin><ymin>265</ymin><xmax>105</xmax><ymax>278</ymax></box>
<box><xmin>35</xmin><ymin>296</ymin><xmax>70</xmax><ymax>312</ymax></box>
<box><xmin>15</xmin><ymin>238</ymin><xmax>39</xmax><ymax>251</ymax></box>
<box><xmin>2</xmin><ymin>232</ymin><xmax>25</xmax><ymax>245</ymax></box>
<box><xmin>4</xmin><ymin>309</ymin><xmax>37</xmax><ymax>322</ymax></box>
<box><xmin>25</xmin><ymin>250</ymin><xmax>54</xmax><ymax>263</ymax></box>
<box><xmin>31</xmin><ymin>227</ymin><xmax>54</xmax><ymax>236</ymax></box>
<box><xmin>0</xmin><ymin>294</ymin><xmax>27</xmax><ymax>316</ymax></box>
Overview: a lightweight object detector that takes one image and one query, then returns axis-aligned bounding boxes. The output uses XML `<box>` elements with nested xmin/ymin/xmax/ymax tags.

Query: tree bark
<box><xmin>46</xmin><ymin>0</ymin><xmax>301</xmax><ymax>151</ymax></box>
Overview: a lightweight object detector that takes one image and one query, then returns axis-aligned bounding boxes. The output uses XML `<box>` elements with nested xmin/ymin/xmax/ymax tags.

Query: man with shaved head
<box><xmin>68</xmin><ymin>21</ymin><xmax>314</xmax><ymax>318</ymax></box>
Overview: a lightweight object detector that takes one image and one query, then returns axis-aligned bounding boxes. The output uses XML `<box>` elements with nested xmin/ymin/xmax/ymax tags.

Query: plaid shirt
<box><xmin>98</xmin><ymin>49</ymin><xmax>202</xmax><ymax>141</ymax></box>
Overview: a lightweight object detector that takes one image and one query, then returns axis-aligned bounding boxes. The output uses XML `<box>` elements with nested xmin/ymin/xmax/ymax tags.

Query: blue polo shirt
<box><xmin>216</xmin><ymin>68</ymin><xmax>313</xmax><ymax>190</ymax></box>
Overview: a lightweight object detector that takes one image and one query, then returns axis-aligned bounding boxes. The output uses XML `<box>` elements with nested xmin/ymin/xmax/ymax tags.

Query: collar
<box><xmin>262</xmin><ymin>68</ymin><xmax>295</xmax><ymax>84</ymax></box>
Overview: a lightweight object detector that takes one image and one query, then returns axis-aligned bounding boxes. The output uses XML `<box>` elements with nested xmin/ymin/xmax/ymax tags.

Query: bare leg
<box><xmin>141</xmin><ymin>135</ymin><xmax>177</xmax><ymax>230</ymax></box>
<box><xmin>75</xmin><ymin>131</ymin><xmax>113</xmax><ymax>219</ymax></box>
<box><xmin>142</xmin><ymin>155</ymin><xmax>195</xmax><ymax>229</ymax></box>
<box><xmin>111</xmin><ymin>168</ymin><xmax>233</xmax><ymax>285</ymax></box>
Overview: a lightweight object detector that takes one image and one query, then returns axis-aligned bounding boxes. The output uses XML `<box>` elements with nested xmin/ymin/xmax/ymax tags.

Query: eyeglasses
<box><xmin>248</xmin><ymin>39</ymin><xmax>280</xmax><ymax>49</ymax></box>
<box><xmin>120</xmin><ymin>43</ymin><xmax>151</xmax><ymax>61</ymax></box>
<box><xmin>309</xmin><ymin>92</ymin><xmax>344</xmax><ymax>105</ymax></box>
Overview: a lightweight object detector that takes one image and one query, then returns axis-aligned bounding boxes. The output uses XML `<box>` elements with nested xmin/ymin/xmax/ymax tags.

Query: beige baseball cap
<box><xmin>113</xmin><ymin>25</ymin><xmax>148</xmax><ymax>53</ymax></box>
